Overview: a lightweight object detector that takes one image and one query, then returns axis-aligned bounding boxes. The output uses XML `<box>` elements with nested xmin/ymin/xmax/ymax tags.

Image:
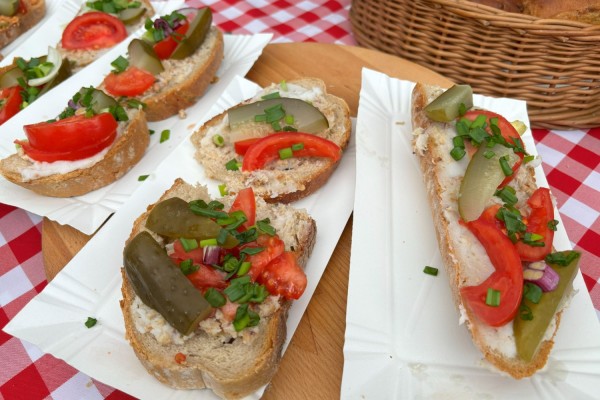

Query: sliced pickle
<box><xmin>118</xmin><ymin>5</ymin><xmax>146</xmax><ymax>25</ymax></box>
<box><xmin>425</xmin><ymin>84</ymin><xmax>473</xmax><ymax>123</ymax></box>
<box><xmin>170</xmin><ymin>7</ymin><xmax>212</xmax><ymax>60</ymax></box>
<box><xmin>128</xmin><ymin>38</ymin><xmax>164</xmax><ymax>75</ymax></box>
<box><xmin>0</xmin><ymin>0</ymin><xmax>18</xmax><ymax>16</ymax></box>
<box><xmin>0</xmin><ymin>66</ymin><xmax>24</xmax><ymax>89</ymax></box>
<box><xmin>458</xmin><ymin>143</ymin><xmax>519</xmax><ymax>222</ymax></box>
<box><xmin>227</xmin><ymin>97</ymin><xmax>329</xmax><ymax>142</ymax></box>
<box><xmin>514</xmin><ymin>252</ymin><xmax>580</xmax><ymax>362</ymax></box>
<box><xmin>123</xmin><ymin>231</ymin><xmax>213</xmax><ymax>335</ymax></box>
<box><xmin>145</xmin><ymin>197</ymin><xmax>239</xmax><ymax>249</ymax></box>
<box><xmin>38</xmin><ymin>58</ymin><xmax>72</xmax><ymax>95</ymax></box>
<box><xmin>77</xmin><ymin>87</ymin><xmax>118</xmax><ymax>113</ymax></box>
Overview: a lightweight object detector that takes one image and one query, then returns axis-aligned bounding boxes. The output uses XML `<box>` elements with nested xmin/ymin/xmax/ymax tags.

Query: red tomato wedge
<box><xmin>17</xmin><ymin>113</ymin><xmax>118</xmax><ymax>162</ymax></box>
<box><xmin>153</xmin><ymin>20</ymin><xmax>190</xmax><ymax>59</ymax></box>
<box><xmin>234</xmin><ymin>137</ymin><xmax>260</xmax><ymax>156</ymax></box>
<box><xmin>104</xmin><ymin>66</ymin><xmax>156</xmax><ymax>97</ymax></box>
<box><xmin>0</xmin><ymin>86</ymin><xmax>22</xmax><ymax>125</ymax></box>
<box><xmin>61</xmin><ymin>12</ymin><xmax>127</xmax><ymax>50</ymax></box>
<box><xmin>463</xmin><ymin>110</ymin><xmax>525</xmax><ymax>187</ymax></box>
<box><xmin>241</xmin><ymin>132</ymin><xmax>341</xmax><ymax>172</ymax></box>
<box><xmin>244</xmin><ymin>235</ymin><xmax>285</xmax><ymax>281</ymax></box>
<box><xmin>228</xmin><ymin>187</ymin><xmax>256</xmax><ymax>230</ymax></box>
<box><xmin>515</xmin><ymin>188</ymin><xmax>554</xmax><ymax>262</ymax></box>
<box><xmin>169</xmin><ymin>239</ymin><xmax>204</xmax><ymax>265</ymax></box>
<box><xmin>460</xmin><ymin>208</ymin><xmax>524</xmax><ymax>327</ymax></box>
<box><xmin>258</xmin><ymin>252</ymin><xmax>307</xmax><ymax>300</ymax></box>
<box><xmin>186</xmin><ymin>265</ymin><xmax>228</xmax><ymax>290</ymax></box>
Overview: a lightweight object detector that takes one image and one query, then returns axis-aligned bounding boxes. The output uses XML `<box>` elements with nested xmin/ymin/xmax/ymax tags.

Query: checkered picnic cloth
<box><xmin>0</xmin><ymin>1</ymin><xmax>598</xmax><ymax>399</ymax></box>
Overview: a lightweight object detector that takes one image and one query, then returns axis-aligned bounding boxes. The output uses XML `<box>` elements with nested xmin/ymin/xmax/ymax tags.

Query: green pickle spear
<box><xmin>170</xmin><ymin>8</ymin><xmax>212</xmax><ymax>60</ymax></box>
<box><xmin>424</xmin><ymin>84</ymin><xmax>473</xmax><ymax>122</ymax></box>
<box><xmin>514</xmin><ymin>251</ymin><xmax>581</xmax><ymax>362</ymax></box>
<box><xmin>123</xmin><ymin>231</ymin><xmax>213</xmax><ymax>335</ymax></box>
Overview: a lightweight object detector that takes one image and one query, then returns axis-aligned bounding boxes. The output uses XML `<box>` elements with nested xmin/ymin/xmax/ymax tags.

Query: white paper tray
<box><xmin>4</xmin><ymin>76</ymin><xmax>356</xmax><ymax>399</ymax></box>
<box><xmin>341</xmin><ymin>68</ymin><xmax>600</xmax><ymax>399</ymax></box>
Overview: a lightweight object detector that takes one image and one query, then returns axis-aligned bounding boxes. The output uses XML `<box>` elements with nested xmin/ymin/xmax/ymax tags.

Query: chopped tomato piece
<box><xmin>244</xmin><ymin>234</ymin><xmax>285</xmax><ymax>281</ymax></box>
<box><xmin>153</xmin><ymin>20</ymin><xmax>190</xmax><ymax>59</ymax></box>
<box><xmin>0</xmin><ymin>86</ymin><xmax>22</xmax><ymax>125</ymax></box>
<box><xmin>103</xmin><ymin>66</ymin><xmax>156</xmax><ymax>97</ymax></box>
<box><xmin>220</xmin><ymin>300</ymin><xmax>238</xmax><ymax>322</ymax></box>
<box><xmin>234</xmin><ymin>137</ymin><xmax>260</xmax><ymax>155</ymax></box>
<box><xmin>228</xmin><ymin>187</ymin><xmax>256</xmax><ymax>230</ymax></box>
<box><xmin>169</xmin><ymin>239</ymin><xmax>204</xmax><ymax>265</ymax></box>
<box><xmin>186</xmin><ymin>265</ymin><xmax>227</xmax><ymax>290</ymax></box>
<box><xmin>16</xmin><ymin>113</ymin><xmax>118</xmax><ymax>162</ymax></box>
<box><xmin>463</xmin><ymin>110</ymin><xmax>525</xmax><ymax>187</ymax></box>
<box><xmin>515</xmin><ymin>188</ymin><xmax>554</xmax><ymax>262</ymax></box>
<box><xmin>61</xmin><ymin>12</ymin><xmax>127</xmax><ymax>50</ymax></box>
<box><xmin>460</xmin><ymin>208</ymin><xmax>524</xmax><ymax>327</ymax></box>
<box><xmin>242</xmin><ymin>132</ymin><xmax>341</xmax><ymax>172</ymax></box>
<box><xmin>258</xmin><ymin>252</ymin><xmax>307</xmax><ymax>300</ymax></box>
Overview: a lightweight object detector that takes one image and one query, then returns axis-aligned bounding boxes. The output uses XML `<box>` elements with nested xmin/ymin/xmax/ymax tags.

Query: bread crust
<box><xmin>120</xmin><ymin>178</ymin><xmax>317</xmax><ymax>398</ymax></box>
<box><xmin>0</xmin><ymin>109</ymin><xmax>149</xmax><ymax>197</ymax></box>
<box><xmin>411</xmin><ymin>83</ymin><xmax>562</xmax><ymax>378</ymax></box>
<box><xmin>140</xmin><ymin>27</ymin><xmax>224</xmax><ymax>122</ymax></box>
<box><xmin>0</xmin><ymin>0</ymin><xmax>45</xmax><ymax>50</ymax></box>
<box><xmin>190</xmin><ymin>78</ymin><xmax>351</xmax><ymax>203</ymax></box>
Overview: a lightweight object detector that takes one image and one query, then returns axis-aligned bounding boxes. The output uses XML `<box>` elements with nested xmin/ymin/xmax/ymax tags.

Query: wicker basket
<box><xmin>350</xmin><ymin>0</ymin><xmax>600</xmax><ymax>129</ymax></box>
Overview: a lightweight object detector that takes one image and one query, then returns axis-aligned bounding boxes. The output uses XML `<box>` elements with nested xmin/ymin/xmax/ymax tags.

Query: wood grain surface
<box><xmin>42</xmin><ymin>42</ymin><xmax>452</xmax><ymax>399</ymax></box>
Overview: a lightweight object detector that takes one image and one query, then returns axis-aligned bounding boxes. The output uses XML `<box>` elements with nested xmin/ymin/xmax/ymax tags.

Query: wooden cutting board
<box><xmin>42</xmin><ymin>42</ymin><xmax>452</xmax><ymax>400</ymax></box>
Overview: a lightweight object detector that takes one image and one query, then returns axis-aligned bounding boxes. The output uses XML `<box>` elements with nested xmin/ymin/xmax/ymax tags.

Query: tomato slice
<box><xmin>244</xmin><ymin>234</ymin><xmax>285</xmax><ymax>281</ymax></box>
<box><xmin>234</xmin><ymin>138</ymin><xmax>260</xmax><ymax>155</ymax></box>
<box><xmin>187</xmin><ymin>265</ymin><xmax>228</xmax><ymax>290</ymax></box>
<box><xmin>61</xmin><ymin>12</ymin><xmax>127</xmax><ymax>50</ymax></box>
<box><xmin>228</xmin><ymin>187</ymin><xmax>256</xmax><ymax>230</ymax></box>
<box><xmin>17</xmin><ymin>113</ymin><xmax>118</xmax><ymax>162</ymax></box>
<box><xmin>258</xmin><ymin>252</ymin><xmax>307</xmax><ymax>300</ymax></box>
<box><xmin>169</xmin><ymin>239</ymin><xmax>205</xmax><ymax>265</ymax></box>
<box><xmin>460</xmin><ymin>209</ymin><xmax>524</xmax><ymax>327</ymax></box>
<box><xmin>153</xmin><ymin>20</ymin><xmax>190</xmax><ymax>59</ymax></box>
<box><xmin>0</xmin><ymin>86</ymin><xmax>22</xmax><ymax>125</ymax></box>
<box><xmin>463</xmin><ymin>110</ymin><xmax>525</xmax><ymax>187</ymax></box>
<box><xmin>241</xmin><ymin>132</ymin><xmax>341</xmax><ymax>172</ymax></box>
<box><xmin>104</xmin><ymin>66</ymin><xmax>156</xmax><ymax>97</ymax></box>
<box><xmin>515</xmin><ymin>188</ymin><xmax>554</xmax><ymax>262</ymax></box>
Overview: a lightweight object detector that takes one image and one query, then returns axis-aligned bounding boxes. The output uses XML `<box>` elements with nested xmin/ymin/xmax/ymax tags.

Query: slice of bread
<box><xmin>190</xmin><ymin>78</ymin><xmax>352</xmax><ymax>203</ymax></box>
<box><xmin>0</xmin><ymin>0</ymin><xmax>46</xmax><ymax>50</ymax></box>
<box><xmin>56</xmin><ymin>0</ymin><xmax>154</xmax><ymax>71</ymax></box>
<box><xmin>411</xmin><ymin>83</ymin><xmax>569</xmax><ymax>378</ymax></box>
<box><xmin>134</xmin><ymin>26</ymin><xmax>224</xmax><ymax>122</ymax></box>
<box><xmin>120</xmin><ymin>178</ymin><xmax>317</xmax><ymax>399</ymax></box>
<box><xmin>0</xmin><ymin>107</ymin><xmax>148</xmax><ymax>197</ymax></box>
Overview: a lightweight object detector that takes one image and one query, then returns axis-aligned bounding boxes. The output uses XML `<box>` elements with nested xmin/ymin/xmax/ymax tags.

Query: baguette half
<box><xmin>0</xmin><ymin>107</ymin><xmax>148</xmax><ymax>197</ymax></box>
<box><xmin>0</xmin><ymin>0</ymin><xmax>45</xmax><ymax>51</ymax></box>
<box><xmin>411</xmin><ymin>83</ymin><xmax>571</xmax><ymax>378</ymax></box>
<box><xmin>120</xmin><ymin>178</ymin><xmax>317</xmax><ymax>399</ymax></box>
<box><xmin>190</xmin><ymin>78</ymin><xmax>351</xmax><ymax>203</ymax></box>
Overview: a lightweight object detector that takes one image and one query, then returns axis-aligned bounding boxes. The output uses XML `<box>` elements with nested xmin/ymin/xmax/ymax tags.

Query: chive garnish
<box><xmin>200</xmin><ymin>238</ymin><xmax>218</xmax><ymax>247</ymax></box>
<box><xmin>204</xmin><ymin>288</ymin><xmax>226</xmax><ymax>307</ymax></box>
<box><xmin>218</xmin><ymin>184</ymin><xmax>228</xmax><ymax>196</ymax></box>
<box><xmin>485</xmin><ymin>288</ymin><xmax>501</xmax><ymax>307</ymax></box>
<box><xmin>225</xmin><ymin>158</ymin><xmax>240</xmax><ymax>171</ymax></box>
<box><xmin>499</xmin><ymin>155</ymin><xmax>513</xmax><ymax>176</ymax></box>
<box><xmin>279</xmin><ymin>147</ymin><xmax>293</xmax><ymax>160</ymax></box>
<box><xmin>423</xmin><ymin>266</ymin><xmax>438</xmax><ymax>276</ymax></box>
<box><xmin>84</xmin><ymin>317</ymin><xmax>97</xmax><ymax>328</ymax></box>
<box><xmin>291</xmin><ymin>142</ymin><xmax>304</xmax><ymax>151</ymax></box>
<box><xmin>523</xmin><ymin>282</ymin><xmax>542</xmax><ymax>304</ymax></box>
<box><xmin>179</xmin><ymin>259</ymin><xmax>198</xmax><ymax>275</ymax></box>
<box><xmin>138</xmin><ymin>175</ymin><xmax>149</xmax><ymax>181</ymax></box>
<box><xmin>159</xmin><ymin>129</ymin><xmax>170</xmax><ymax>143</ymax></box>
<box><xmin>179</xmin><ymin>238</ymin><xmax>198</xmax><ymax>252</ymax></box>
<box><xmin>213</xmin><ymin>134</ymin><xmax>225</xmax><ymax>147</ymax></box>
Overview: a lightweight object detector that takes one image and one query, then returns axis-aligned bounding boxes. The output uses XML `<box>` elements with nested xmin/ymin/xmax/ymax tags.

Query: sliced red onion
<box><xmin>203</xmin><ymin>245</ymin><xmax>221</xmax><ymax>265</ymax></box>
<box><xmin>154</xmin><ymin>18</ymin><xmax>173</xmax><ymax>36</ymax></box>
<box><xmin>523</xmin><ymin>262</ymin><xmax>559</xmax><ymax>292</ymax></box>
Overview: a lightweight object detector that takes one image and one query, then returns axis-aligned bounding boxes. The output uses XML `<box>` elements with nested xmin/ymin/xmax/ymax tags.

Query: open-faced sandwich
<box><xmin>120</xmin><ymin>178</ymin><xmax>316</xmax><ymax>399</ymax></box>
<box><xmin>0</xmin><ymin>86</ymin><xmax>148</xmax><ymax>197</ymax></box>
<box><xmin>99</xmin><ymin>7</ymin><xmax>224</xmax><ymax>121</ymax></box>
<box><xmin>191</xmin><ymin>78</ymin><xmax>351</xmax><ymax>203</ymax></box>
<box><xmin>411</xmin><ymin>83</ymin><xmax>581</xmax><ymax>378</ymax></box>
<box><xmin>0</xmin><ymin>0</ymin><xmax>46</xmax><ymax>51</ymax></box>
<box><xmin>57</xmin><ymin>0</ymin><xmax>154</xmax><ymax>71</ymax></box>
<box><xmin>0</xmin><ymin>46</ymin><xmax>72</xmax><ymax>125</ymax></box>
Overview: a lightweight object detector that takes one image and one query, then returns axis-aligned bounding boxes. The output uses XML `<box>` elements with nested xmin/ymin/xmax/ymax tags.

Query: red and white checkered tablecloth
<box><xmin>1</xmin><ymin>1</ymin><xmax>599</xmax><ymax>399</ymax></box>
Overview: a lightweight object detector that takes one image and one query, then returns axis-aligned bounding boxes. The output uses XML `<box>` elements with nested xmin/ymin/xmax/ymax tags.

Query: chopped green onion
<box><xmin>149</xmin><ymin>129</ymin><xmax>155</xmax><ymax>135</ymax></box>
<box><xmin>261</xmin><ymin>92</ymin><xmax>281</xmax><ymax>100</ymax></box>
<box><xmin>495</xmin><ymin>186</ymin><xmax>518</xmax><ymax>206</ymax></box>
<box><xmin>271</xmin><ymin>120</ymin><xmax>282</xmax><ymax>131</ymax></box>
<box><xmin>547</xmin><ymin>219</ymin><xmax>559</xmax><ymax>231</ymax></box>
<box><xmin>218</xmin><ymin>184</ymin><xmax>228</xmax><ymax>196</ymax></box>
<box><xmin>225</xmin><ymin>158</ymin><xmax>240</xmax><ymax>171</ymax></box>
<box><xmin>545</xmin><ymin>251</ymin><xmax>580</xmax><ymax>267</ymax></box>
<box><xmin>284</xmin><ymin>114</ymin><xmax>294</xmax><ymax>125</ymax></box>
<box><xmin>200</xmin><ymin>238</ymin><xmax>218</xmax><ymax>247</ymax></box>
<box><xmin>485</xmin><ymin>288</ymin><xmax>501</xmax><ymax>307</ymax></box>
<box><xmin>217</xmin><ymin>228</ymin><xmax>229</xmax><ymax>245</ymax></box>
<box><xmin>138</xmin><ymin>175</ymin><xmax>149</xmax><ymax>181</ymax></box>
<box><xmin>240</xmin><ymin>246</ymin><xmax>264</xmax><ymax>256</ymax></box>
<box><xmin>523</xmin><ymin>282</ymin><xmax>542</xmax><ymax>304</ymax></box>
<box><xmin>519</xmin><ymin>304</ymin><xmax>533</xmax><ymax>320</ymax></box>
<box><xmin>423</xmin><ymin>266</ymin><xmax>438</xmax><ymax>276</ymax></box>
<box><xmin>212</xmin><ymin>134</ymin><xmax>224</xmax><ymax>147</ymax></box>
<box><xmin>499</xmin><ymin>155</ymin><xmax>513</xmax><ymax>176</ymax></box>
<box><xmin>279</xmin><ymin>147</ymin><xmax>293</xmax><ymax>160</ymax></box>
<box><xmin>254</xmin><ymin>114</ymin><xmax>267</xmax><ymax>122</ymax></box>
<box><xmin>452</xmin><ymin>136</ymin><xmax>464</xmax><ymax>149</ymax></box>
<box><xmin>84</xmin><ymin>317</ymin><xmax>97</xmax><ymax>328</ymax></box>
<box><xmin>256</xmin><ymin>218</ymin><xmax>276</xmax><ymax>236</ymax></box>
<box><xmin>458</xmin><ymin>102</ymin><xmax>467</xmax><ymax>116</ymax></box>
<box><xmin>450</xmin><ymin>146</ymin><xmax>466</xmax><ymax>161</ymax></box>
<box><xmin>204</xmin><ymin>288</ymin><xmax>226</xmax><ymax>307</ymax></box>
<box><xmin>280</xmin><ymin>80</ymin><xmax>288</xmax><ymax>91</ymax></box>
<box><xmin>483</xmin><ymin>150</ymin><xmax>495</xmax><ymax>159</ymax></box>
<box><xmin>159</xmin><ymin>129</ymin><xmax>170</xmax><ymax>143</ymax></box>
<box><xmin>179</xmin><ymin>238</ymin><xmax>198</xmax><ymax>252</ymax></box>
<box><xmin>179</xmin><ymin>259</ymin><xmax>198</xmax><ymax>275</ymax></box>
<box><xmin>523</xmin><ymin>155</ymin><xmax>535</xmax><ymax>163</ymax></box>
<box><xmin>237</xmin><ymin>261</ymin><xmax>252</xmax><ymax>276</ymax></box>
<box><xmin>111</xmin><ymin>56</ymin><xmax>129</xmax><ymax>73</ymax></box>
<box><xmin>291</xmin><ymin>142</ymin><xmax>304</xmax><ymax>151</ymax></box>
